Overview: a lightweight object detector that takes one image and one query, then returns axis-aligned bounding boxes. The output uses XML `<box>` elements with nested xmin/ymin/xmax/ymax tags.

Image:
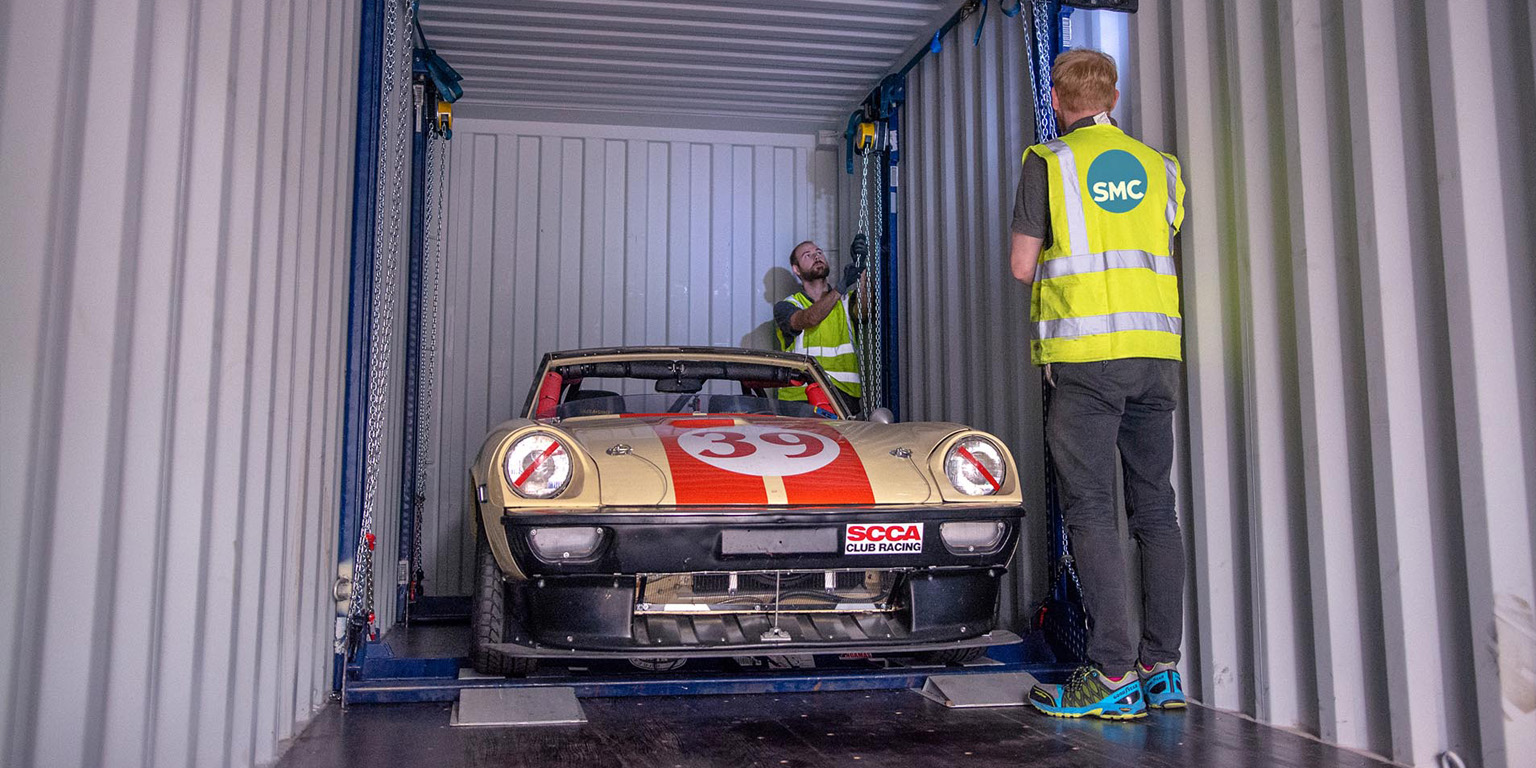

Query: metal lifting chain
<box><xmin>349</xmin><ymin>0</ymin><xmax>415</xmax><ymax>637</ymax></box>
<box><xmin>869</xmin><ymin>148</ymin><xmax>885</xmax><ymax>415</ymax></box>
<box><xmin>409</xmin><ymin>128</ymin><xmax>449</xmax><ymax>608</ymax></box>
<box><xmin>854</xmin><ymin>151</ymin><xmax>875</xmax><ymax>418</ymax></box>
<box><xmin>1030</xmin><ymin>1</ymin><xmax>1059</xmax><ymax>141</ymax></box>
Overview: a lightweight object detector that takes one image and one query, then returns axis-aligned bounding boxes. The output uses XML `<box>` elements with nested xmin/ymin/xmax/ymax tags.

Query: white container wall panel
<box><xmin>422</xmin><ymin>119</ymin><xmax>843</xmax><ymax>595</ymax></box>
<box><xmin>1133</xmin><ymin>2</ymin><xmax>1536</xmax><ymax>766</ymax></box>
<box><xmin>0</xmin><ymin>2</ymin><xmax>361</xmax><ymax>767</ymax></box>
<box><xmin>896</xmin><ymin>9</ymin><xmax>1045</xmax><ymax>626</ymax></box>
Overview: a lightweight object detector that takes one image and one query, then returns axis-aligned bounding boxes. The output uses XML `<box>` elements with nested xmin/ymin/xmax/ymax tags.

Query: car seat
<box><xmin>565</xmin><ymin>389</ymin><xmax>625</xmax><ymax>416</ymax></box>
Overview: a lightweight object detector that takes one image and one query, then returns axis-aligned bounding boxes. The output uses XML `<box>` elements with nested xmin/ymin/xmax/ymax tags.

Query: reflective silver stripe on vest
<box><xmin>1035</xmin><ymin>249</ymin><xmax>1176</xmax><ymax>281</ymax></box>
<box><xmin>1037</xmin><ymin>311</ymin><xmax>1182</xmax><ymax>340</ymax></box>
<box><xmin>803</xmin><ymin>342</ymin><xmax>856</xmax><ymax>358</ymax></box>
<box><xmin>1044</xmin><ymin>139</ymin><xmax>1090</xmax><ymax>255</ymax></box>
<box><xmin>823</xmin><ymin>369</ymin><xmax>862</xmax><ymax>384</ymax></box>
<box><xmin>1163</xmin><ymin>155</ymin><xmax>1178</xmax><ymax>227</ymax></box>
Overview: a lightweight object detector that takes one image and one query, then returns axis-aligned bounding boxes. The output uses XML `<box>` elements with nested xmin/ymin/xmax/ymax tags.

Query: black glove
<box><xmin>837</xmin><ymin>259</ymin><xmax>867</xmax><ymax>295</ymax></box>
<box><xmin>838</xmin><ymin>234</ymin><xmax>869</xmax><ymax>294</ymax></box>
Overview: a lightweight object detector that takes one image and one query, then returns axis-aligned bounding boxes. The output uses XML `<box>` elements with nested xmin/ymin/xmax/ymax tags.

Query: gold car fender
<box><xmin>471</xmin><ymin>420</ymin><xmax>603</xmax><ymax>580</ymax></box>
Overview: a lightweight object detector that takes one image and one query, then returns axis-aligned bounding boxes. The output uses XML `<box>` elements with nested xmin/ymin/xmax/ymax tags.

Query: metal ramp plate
<box><xmin>917</xmin><ymin>671</ymin><xmax>1039</xmax><ymax>708</ymax></box>
<box><xmin>450</xmin><ymin>686</ymin><xmax>586</xmax><ymax>727</ymax></box>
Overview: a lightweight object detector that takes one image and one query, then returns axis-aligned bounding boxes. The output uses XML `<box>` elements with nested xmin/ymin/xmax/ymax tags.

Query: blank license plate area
<box><xmin>720</xmin><ymin>527</ymin><xmax>839</xmax><ymax>555</ymax></box>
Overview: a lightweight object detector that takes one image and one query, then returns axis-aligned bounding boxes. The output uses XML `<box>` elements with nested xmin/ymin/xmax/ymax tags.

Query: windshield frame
<box><xmin>553</xmin><ymin>392</ymin><xmax>826</xmax><ymax>420</ymax></box>
<box><xmin>521</xmin><ymin>349</ymin><xmax>853</xmax><ymax>421</ymax></box>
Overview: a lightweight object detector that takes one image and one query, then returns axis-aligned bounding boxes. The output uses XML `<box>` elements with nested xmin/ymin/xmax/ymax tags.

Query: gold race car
<box><xmin>468</xmin><ymin>346</ymin><xmax>1024</xmax><ymax>675</ymax></box>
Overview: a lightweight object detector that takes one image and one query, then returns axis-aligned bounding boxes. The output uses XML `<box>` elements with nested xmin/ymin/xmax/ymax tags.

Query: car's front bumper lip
<box><xmin>485</xmin><ymin>629</ymin><xmax>1024</xmax><ymax>659</ymax></box>
<box><xmin>489</xmin><ymin>504</ymin><xmax>1024</xmax><ymax>656</ymax></box>
<box><xmin>499</xmin><ymin>504</ymin><xmax>1024</xmax><ymax>576</ymax></box>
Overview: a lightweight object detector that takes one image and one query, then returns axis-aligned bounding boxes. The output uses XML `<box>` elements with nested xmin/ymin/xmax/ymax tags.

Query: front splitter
<box><xmin>484</xmin><ymin>629</ymin><xmax>1021</xmax><ymax>659</ymax></box>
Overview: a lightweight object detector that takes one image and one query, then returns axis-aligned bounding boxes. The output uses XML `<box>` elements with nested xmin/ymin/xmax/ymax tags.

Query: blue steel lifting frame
<box><xmin>843</xmin><ymin>83</ymin><xmax>903</xmax><ymax>421</ymax></box>
<box><xmin>341</xmin><ymin>642</ymin><xmax>1044</xmax><ymax>705</ymax></box>
<box><xmin>396</xmin><ymin>52</ymin><xmax>429</xmax><ymax>625</ymax></box>
<box><xmin>1032</xmin><ymin>0</ymin><xmax>1086</xmax><ymax>660</ymax></box>
<box><xmin>882</xmin><ymin>102</ymin><xmax>901</xmax><ymax>421</ymax></box>
<box><xmin>336</xmin><ymin>0</ymin><xmax>385</xmax><ymax>692</ymax></box>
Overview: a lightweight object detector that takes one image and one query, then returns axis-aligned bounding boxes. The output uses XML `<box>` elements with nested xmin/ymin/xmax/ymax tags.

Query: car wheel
<box><xmin>918</xmin><ymin>647</ymin><xmax>990</xmax><ymax>665</ymax></box>
<box><xmin>470</xmin><ymin>523</ymin><xmax>537</xmax><ymax>677</ymax></box>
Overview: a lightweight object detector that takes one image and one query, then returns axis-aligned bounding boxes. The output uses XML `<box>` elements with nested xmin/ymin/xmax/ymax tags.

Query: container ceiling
<box><xmin>418</xmin><ymin>0</ymin><xmax>966</xmax><ymax>133</ymax></box>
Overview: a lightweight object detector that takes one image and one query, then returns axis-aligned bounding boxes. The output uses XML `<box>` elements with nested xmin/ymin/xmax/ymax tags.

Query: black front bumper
<box><xmin>493</xmin><ymin>505</ymin><xmax>1023</xmax><ymax>656</ymax></box>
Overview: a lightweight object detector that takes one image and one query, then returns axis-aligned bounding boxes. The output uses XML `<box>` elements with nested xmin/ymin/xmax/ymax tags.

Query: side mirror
<box><xmin>869</xmin><ymin>407</ymin><xmax>895</xmax><ymax>424</ymax></box>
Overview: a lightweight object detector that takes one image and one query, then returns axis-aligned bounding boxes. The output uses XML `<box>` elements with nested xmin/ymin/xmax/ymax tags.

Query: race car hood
<box><xmin>555</xmin><ymin>415</ymin><xmax>981</xmax><ymax>506</ymax></box>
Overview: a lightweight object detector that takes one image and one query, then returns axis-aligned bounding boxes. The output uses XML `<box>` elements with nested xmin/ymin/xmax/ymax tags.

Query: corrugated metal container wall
<box><xmin>1131</xmin><ymin>2</ymin><xmax>1535</xmax><ymax>766</ymax></box>
<box><xmin>421</xmin><ymin>119</ymin><xmax>844</xmax><ymax>593</ymax></box>
<box><xmin>895</xmin><ymin>9</ymin><xmax>1047</xmax><ymax>627</ymax></box>
<box><xmin>0</xmin><ymin>2</ymin><xmax>362</xmax><ymax>767</ymax></box>
<box><xmin>901</xmin><ymin>2</ymin><xmax>1534</xmax><ymax>768</ymax></box>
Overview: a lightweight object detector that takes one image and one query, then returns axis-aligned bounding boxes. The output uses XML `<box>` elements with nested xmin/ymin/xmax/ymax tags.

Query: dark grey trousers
<box><xmin>1046</xmin><ymin>358</ymin><xmax>1185</xmax><ymax>672</ymax></box>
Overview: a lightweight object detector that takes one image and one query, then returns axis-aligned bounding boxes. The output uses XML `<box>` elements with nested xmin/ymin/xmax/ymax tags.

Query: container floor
<box><xmin>277</xmin><ymin>688</ymin><xmax>1396</xmax><ymax>768</ymax></box>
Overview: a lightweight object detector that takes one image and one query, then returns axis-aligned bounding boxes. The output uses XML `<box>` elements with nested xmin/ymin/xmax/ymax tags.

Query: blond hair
<box><xmin>1052</xmin><ymin>49</ymin><xmax>1118</xmax><ymax>114</ymax></box>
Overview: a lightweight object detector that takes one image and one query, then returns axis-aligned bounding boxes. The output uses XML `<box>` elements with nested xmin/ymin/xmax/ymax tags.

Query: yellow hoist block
<box><xmin>854</xmin><ymin>121</ymin><xmax>877</xmax><ymax>153</ymax></box>
<box><xmin>435</xmin><ymin>100</ymin><xmax>453</xmax><ymax>137</ymax></box>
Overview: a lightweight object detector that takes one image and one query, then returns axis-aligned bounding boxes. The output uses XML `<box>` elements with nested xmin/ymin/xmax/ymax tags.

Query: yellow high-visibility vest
<box><xmin>1025</xmin><ymin>123</ymin><xmax>1186</xmax><ymax>365</ymax></box>
<box><xmin>776</xmin><ymin>292</ymin><xmax>862</xmax><ymax>400</ymax></box>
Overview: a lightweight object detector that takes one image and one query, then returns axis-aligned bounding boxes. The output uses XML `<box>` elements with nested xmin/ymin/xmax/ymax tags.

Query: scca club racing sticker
<box><xmin>675</xmin><ymin>424</ymin><xmax>841</xmax><ymax>477</ymax></box>
<box><xmin>844</xmin><ymin>523</ymin><xmax>923</xmax><ymax>555</ymax></box>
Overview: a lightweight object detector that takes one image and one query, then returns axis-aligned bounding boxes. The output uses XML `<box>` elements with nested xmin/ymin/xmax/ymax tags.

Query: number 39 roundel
<box><xmin>675</xmin><ymin>424</ymin><xmax>841</xmax><ymax>477</ymax></box>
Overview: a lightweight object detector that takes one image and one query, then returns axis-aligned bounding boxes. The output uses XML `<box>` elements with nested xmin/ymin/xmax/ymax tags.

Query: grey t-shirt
<box><xmin>1009</xmin><ymin>115</ymin><xmax>1112</xmax><ymax>250</ymax></box>
<box><xmin>773</xmin><ymin>299</ymin><xmax>800</xmax><ymax>343</ymax></box>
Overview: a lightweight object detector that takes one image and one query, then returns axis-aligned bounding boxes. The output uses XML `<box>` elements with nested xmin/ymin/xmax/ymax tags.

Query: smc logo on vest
<box><xmin>1086</xmin><ymin>149</ymin><xmax>1149</xmax><ymax>214</ymax></box>
<box><xmin>845</xmin><ymin>523</ymin><xmax>923</xmax><ymax>554</ymax></box>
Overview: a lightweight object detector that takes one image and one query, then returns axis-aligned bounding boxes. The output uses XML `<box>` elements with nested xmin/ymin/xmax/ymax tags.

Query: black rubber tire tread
<box><xmin>918</xmin><ymin>646</ymin><xmax>990</xmax><ymax>665</ymax></box>
<box><xmin>470</xmin><ymin>518</ymin><xmax>537</xmax><ymax>677</ymax></box>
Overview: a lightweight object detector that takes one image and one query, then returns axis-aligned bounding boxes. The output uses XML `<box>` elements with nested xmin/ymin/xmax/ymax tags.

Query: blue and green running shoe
<box><xmin>1028</xmin><ymin>666</ymin><xmax>1147</xmax><ymax>720</ymax></box>
<box><xmin>1138</xmin><ymin>661</ymin><xmax>1186</xmax><ymax>709</ymax></box>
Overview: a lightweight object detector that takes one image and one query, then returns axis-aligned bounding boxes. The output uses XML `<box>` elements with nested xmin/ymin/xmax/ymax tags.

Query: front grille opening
<box><xmin>693</xmin><ymin>573</ymin><xmax>730</xmax><ymax>594</ymax></box>
<box><xmin>637</xmin><ymin>570</ymin><xmax>898</xmax><ymax>614</ymax></box>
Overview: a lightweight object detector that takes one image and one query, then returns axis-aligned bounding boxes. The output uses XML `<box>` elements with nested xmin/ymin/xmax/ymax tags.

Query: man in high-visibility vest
<box><xmin>774</xmin><ymin>234</ymin><xmax>868</xmax><ymax>413</ymax></box>
<box><xmin>1011</xmin><ymin>49</ymin><xmax>1188</xmax><ymax>720</ymax></box>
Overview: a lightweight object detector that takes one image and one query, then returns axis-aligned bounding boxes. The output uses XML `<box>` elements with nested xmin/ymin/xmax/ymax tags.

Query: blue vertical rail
<box><xmin>336</xmin><ymin>0</ymin><xmax>386</xmax><ymax>691</ymax></box>
<box><xmin>880</xmin><ymin>86</ymin><xmax>903</xmax><ymax>421</ymax></box>
<box><xmin>396</xmin><ymin>58</ymin><xmax>429</xmax><ymax>624</ymax></box>
<box><xmin>1025</xmin><ymin>0</ymin><xmax>1090</xmax><ymax>664</ymax></box>
<box><xmin>1042</xmin><ymin>0</ymin><xmax>1066</xmax><ymax>581</ymax></box>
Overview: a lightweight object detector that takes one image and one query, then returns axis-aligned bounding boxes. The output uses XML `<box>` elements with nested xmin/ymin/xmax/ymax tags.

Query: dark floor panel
<box><xmin>278</xmin><ymin>689</ymin><xmax>1397</xmax><ymax>768</ymax></box>
<box><xmin>382</xmin><ymin>622</ymin><xmax>472</xmax><ymax>658</ymax></box>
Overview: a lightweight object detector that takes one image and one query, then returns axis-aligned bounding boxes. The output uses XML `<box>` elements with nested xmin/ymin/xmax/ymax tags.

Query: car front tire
<box><xmin>470</xmin><ymin>521</ymin><xmax>537</xmax><ymax>677</ymax></box>
<box><xmin>918</xmin><ymin>647</ymin><xmax>990</xmax><ymax>665</ymax></box>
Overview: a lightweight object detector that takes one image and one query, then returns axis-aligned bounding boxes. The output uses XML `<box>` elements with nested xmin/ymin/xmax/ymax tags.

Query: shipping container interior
<box><xmin>3</xmin><ymin>1</ymin><xmax>1534</xmax><ymax>768</ymax></box>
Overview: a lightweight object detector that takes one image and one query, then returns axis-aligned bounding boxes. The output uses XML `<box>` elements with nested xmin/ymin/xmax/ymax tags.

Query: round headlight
<box><xmin>503</xmin><ymin>433</ymin><xmax>573</xmax><ymax>499</ymax></box>
<box><xmin>944</xmin><ymin>437</ymin><xmax>1006</xmax><ymax>496</ymax></box>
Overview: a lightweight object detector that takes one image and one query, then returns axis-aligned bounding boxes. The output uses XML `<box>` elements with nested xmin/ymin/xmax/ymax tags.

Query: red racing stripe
<box><xmin>777</xmin><ymin>421</ymin><xmax>875</xmax><ymax>505</ymax></box>
<box><xmin>654</xmin><ymin>418</ymin><xmax>769</xmax><ymax>505</ymax></box>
